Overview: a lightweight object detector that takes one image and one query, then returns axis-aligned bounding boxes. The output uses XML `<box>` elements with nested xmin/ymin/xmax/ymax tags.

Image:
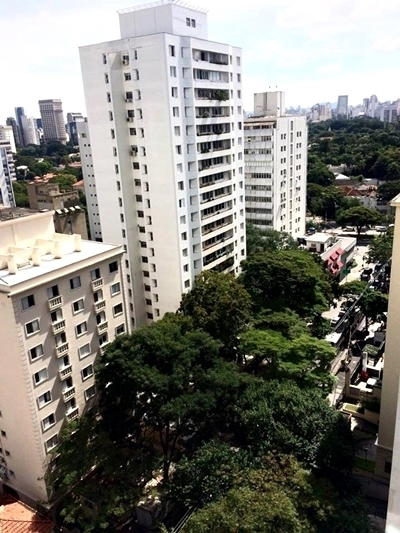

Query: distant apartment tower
<box><xmin>79</xmin><ymin>0</ymin><xmax>246</xmax><ymax>328</ymax></box>
<box><xmin>77</xmin><ymin>118</ymin><xmax>102</xmax><ymax>242</ymax></box>
<box><xmin>21</xmin><ymin>116</ymin><xmax>40</xmax><ymax>145</ymax></box>
<box><xmin>38</xmin><ymin>99</ymin><xmax>67</xmax><ymax>144</ymax></box>
<box><xmin>0</xmin><ymin>208</ymin><xmax>127</xmax><ymax>505</ymax></box>
<box><xmin>27</xmin><ymin>180</ymin><xmax>88</xmax><ymax>239</ymax></box>
<box><xmin>0</xmin><ymin>143</ymin><xmax>16</xmax><ymax>207</ymax></box>
<box><xmin>336</xmin><ymin>95</ymin><xmax>348</xmax><ymax>118</ymax></box>
<box><xmin>66</xmin><ymin>112</ymin><xmax>84</xmax><ymax>145</ymax></box>
<box><xmin>244</xmin><ymin>94</ymin><xmax>307</xmax><ymax>237</ymax></box>
<box><xmin>0</xmin><ymin>125</ymin><xmax>16</xmax><ymax>153</ymax></box>
<box><xmin>6</xmin><ymin>117</ymin><xmax>21</xmax><ymax>147</ymax></box>
<box><xmin>254</xmin><ymin>90</ymin><xmax>285</xmax><ymax>117</ymax></box>
<box><xmin>15</xmin><ymin>107</ymin><xmax>26</xmax><ymax>146</ymax></box>
<box><xmin>369</xmin><ymin>94</ymin><xmax>379</xmax><ymax>117</ymax></box>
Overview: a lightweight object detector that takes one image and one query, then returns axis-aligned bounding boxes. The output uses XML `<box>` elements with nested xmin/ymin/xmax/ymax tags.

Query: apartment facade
<box><xmin>336</xmin><ymin>95</ymin><xmax>349</xmax><ymax>118</ymax></box>
<box><xmin>0</xmin><ymin>141</ymin><xmax>16</xmax><ymax>207</ymax></box>
<box><xmin>21</xmin><ymin>116</ymin><xmax>40</xmax><ymax>146</ymax></box>
<box><xmin>244</xmin><ymin>112</ymin><xmax>307</xmax><ymax>237</ymax></box>
<box><xmin>0</xmin><ymin>208</ymin><xmax>127</xmax><ymax>505</ymax></box>
<box><xmin>6</xmin><ymin>117</ymin><xmax>21</xmax><ymax>148</ymax></box>
<box><xmin>38</xmin><ymin>99</ymin><xmax>67</xmax><ymax>144</ymax></box>
<box><xmin>0</xmin><ymin>125</ymin><xmax>16</xmax><ymax>153</ymax></box>
<box><xmin>66</xmin><ymin>112</ymin><xmax>84</xmax><ymax>145</ymax></box>
<box><xmin>79</xmin><ymin>0</ymin><xmax>246</xmax><ymax>328</ymax></box>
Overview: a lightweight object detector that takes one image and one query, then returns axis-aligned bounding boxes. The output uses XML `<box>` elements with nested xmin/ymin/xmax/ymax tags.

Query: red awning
<box><xmin>337</xmin><ymin>261</ymin><xmax>344</xmax><ymax>269</ymax></box>
<box><xmin>335</xmin><ymin>247</ymin><xmax>343</xmax><ymax>256</ymax></box>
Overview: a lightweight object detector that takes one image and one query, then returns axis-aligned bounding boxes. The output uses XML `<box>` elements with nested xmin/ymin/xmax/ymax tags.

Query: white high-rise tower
<box><xmin>79</xmin><ymin>0</ymin><xmax>246</xmax><ymax>328</ymax></box>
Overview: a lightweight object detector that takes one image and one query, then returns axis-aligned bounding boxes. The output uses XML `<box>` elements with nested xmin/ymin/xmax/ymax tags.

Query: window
<box><xmin>102</xmin><ymin>53</ymin><xmax>107</xmax><ymax>64</ymax></box>
<box><xmin>104</xmin><ymin>73</ymin><xmax>109</xmax><ymax>84</ymax></box>
<box><xmin>183</xmin><ymin>264</ymin><xmax>189</xmax><ymax>272</ymax></box>
<box><xmin>186</xmin><ymin>17</ymin><xmax>191</xmax><ymax>26</ymax></box>
<box><xmin>34</xmin><ymin>368</ymin><xmax>48</xmax><ymax>386</ymax></box>
<box><xmin>21</xmin><ymin>294</ymin><xmax>35</xmax><ymax>310</ymax></box>
<box><xmin>76</xmin><ymin>322</ymin><xmax>88</xmax><ymax>337</ymax></box>
<box><xmin>81</xmin><ymin>364</ymin><xmax>94</xmax><ymax>381</ymax></box>
<box><xmin>109</xmin><ymin>111</ymin><xmax>113</xmax><ymax>121</ymax></box>
<box><xmin>124</xmin><ymin>72</ymin><xmax>131</xmax><ymax>81</ymax></box>
<box><xmin>85</xmin><ymin>385</ymin><xmax>96</xmax><ymax>401</ymax></box>
<box><xmin>70</xmin><ymin>276</ymin><xmax>81</xmax><ymax>290</ymax></box>
<box><xmin>237</xmin><ymin>73</ymin><xmax>241</xmax><ymax>82</ymax></box>
<box><xmin>191</xmin><ymin>18</ymin><xmax>196</xmax><ymax>27</ymax></box>
<box><xmin>42</xmin><ymin>413</ymin><xmax>56</xmax><ymax>431</ymax></box>
<box><xmin>236</xmin><ymin>56</ymin><xmax>241</xmax><ymax>66</ymax></box>
<box><xmin>38</xmin><ymin>391</ymin><xmax>52</xmax><ymax>409</ymax></box>
<box><xmin>30</xmin><ymin>344</ymin><xmax>44</xmax><ymax>361</ymax></box>
<box><xmin>169</xmin><ymin>45</ymin><xmax>175</xmax><ymax>57</ymax></box>
<box><xmin>173</xmin><ymin>107</ymin><xmax>179</xmax><ymax>117</ymax></box>
<box><xmin>181</xmin><ymin>232</ymin><xmax>187</xmax><ymax>241</ymax></box>
<box><xmin>111</xmin><ymin>282</ymin><xmax>121</xmax><ymax>295</ymax></box>
<box><xmin>106</xmin><ymin>92</ymin><xmax>111</xmax><ymax>103</ymax></box>
<box><xmin>47</xmin><ymin>285</ymin><xmax>59</xmax><ymax>299</ymax></box>
<box><xmin>170</xmin><ymin>66</ymin><xmax>177</xmax><ymax>77</ymax></box>
<box><xmin>109</xmin><ymin>261</ymin><xmax>118</xmax><ymax>273</ymax></box>
<box><xmin>115</xmin><ymin>164</ymin><xmax>119</xmax><ymax>174</ymax></box>
<box><xmin>79</xmin><ymin>343</ymin><xmax>91</xmax><ymax>359</ymax></box>
<box><xmin>26</xmin><ymin>319</ymin><xmax>40</xmax><ymax>335</ymax></box>
<box><xmin>116</xmin><ymin>324</ymin><xmax>125</xmax><ymax>335</ymax></box>
<box><xmin>175</xmin><ymin>126</ymin><xmax>181</xmax><ymax>136</ymax></box>
<box><xmin>113</xmin><ymin>303</ymin><xmax>123</xmax><ymax>316</ymax></box>
<box><xmin>184</xmin><ymin>280</ymin><xmax>190</xmax><ymax>289</ymax></box>
<box><xmin>179</xmin><ymin>199</ymin><xmax>185</xmax><ymax>208</ymax></box>
<box><xmin>90</xmin><ymin>268</ymin><xmax>101</xmax><ymax>281</ymax></box>
<box><xmin>385</xmin><ymin>461</ymin><xmax>392</xmax><ymax>474</ymax></box>
<box><xmin>171</xmin><ymin>87</ymin><xmax>178</xmax><ymax>98</ymax></box>
<box><xmin>133</xmin><ymin>162</ymin><xmax>140</xmax><ymax>170</ymax></box>
<box><xmin>111</xmin><ymin>128</ymin><xmax>115</xmax><ymax>139</ymax></box>
<box><xmin>73</xmin><ymin>299</ymin><xmax>84</xmax><ymax>313</ymax></box>
<box><xmin>46</xmin><ymin>435</ymin><xmax>58</xmax><ymax>452</ymax></box>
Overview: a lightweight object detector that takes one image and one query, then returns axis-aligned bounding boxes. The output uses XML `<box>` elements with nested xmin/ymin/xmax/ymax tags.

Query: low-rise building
<box><xmin>27</xmin><ymin>180</ymin><xmax>88</xmax><ymax>240</ymax></box>
<box><xmin>0</xmin><ymin>207</ymin><xmax>128</xmax><ymax>506</ymax></box>
<box><xmin>300</xmin><ymin>232</ymin><xmax>357</xmax><ymax>280</ymax></box>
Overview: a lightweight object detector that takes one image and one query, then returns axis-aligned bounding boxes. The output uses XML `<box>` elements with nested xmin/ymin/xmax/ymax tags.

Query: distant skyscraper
<box><xmin>14</xmin><ymin>107</ymin><xmax>25</xmax><ymax>146</ymax></box>
<box><xmin>6</xmin><ymin>117</ymin><xmax>20</xmax><ymax>147</ymax></box>
<box><xmin>337</xmin><ymin>95</ymin><xmax>348</xmax><ymax>118</ymax></box>
<box><xmin>66</xmin><ymin>112</ymin><xmax>84</xmax><ymax>145</ymax></box>
<box><xmin>20</xmin><ymin>116</ymin><xmax>40</xmax><ymax>145</ymax></box>
<box><xmin>38</xmin><ymin>99</ymin><xmax>67</xmax><ymax>144</ymax></box>
<box><xmin>369</xmin><ymin>94</ymin><xmax>379</xmax><ymax>117</ymax></box>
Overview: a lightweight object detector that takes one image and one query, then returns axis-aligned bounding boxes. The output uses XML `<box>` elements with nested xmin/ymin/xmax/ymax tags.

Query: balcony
<box><xmin>48</xmin><ymin>296</ymin><xmax>62</xmax><ymax>311</ymax></box>
<box><xmin>97</xmin><ymin>321</ymin><xmax>108</xmax><ymax>335</ymax></box>
<box><xmin>94</xmin><ymin>300</ymin><xmax>106</xmax><ymax>313</ymax></box>
<box><xmin>55</xmin><ymin>342</ymin><xmax>69</xmax><ymax>358</ymax></box>
<box><xmin>100</xmin><ymin>342</ymin><xmax>110</xmax><ymax>355</ymax></box>
<box><xmin>201</xmin><ymin>191</ymin><xmax>231</xmax><ymax>205</ymax></box>
<box><xmin>59</xmin><ymin>365</ymin><xmax>73</xmax><ymax>380</ymax></box>
<box><xmin>52</xmin><ymin>319</ymin><xmax>66</xmax><ymax>335</ymax></box>
<box><xmin>63</xmin><ymin>387</ymin><xmax>76</xmax><ymax>402</ymax></box>
<box><xmin>91</xmin><ymin>278</ymin><xmax>103</xmax><ymax>291</ymax></box>
<box><xmin>66</xmin><ymin>407</ymin><xmax>79</xmax><ymax>422</ymax></box>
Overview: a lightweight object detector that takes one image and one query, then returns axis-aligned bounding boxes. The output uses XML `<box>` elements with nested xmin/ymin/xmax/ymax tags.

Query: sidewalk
<box><xmin>340</xmin><ymin>245</ymin><xmax>370</xmax><ymax>285</ymax></box>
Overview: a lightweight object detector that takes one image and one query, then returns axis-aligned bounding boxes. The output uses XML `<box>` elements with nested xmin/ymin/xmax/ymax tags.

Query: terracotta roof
<box><xmin>72</xmin><ymin>180</ymin><xmax>84</xmax><ymax>188</ymax></box>
<box><xmin>0</xmin><ymin>495</ymin><xmax>54</xmax><ymax>533</ymax></box>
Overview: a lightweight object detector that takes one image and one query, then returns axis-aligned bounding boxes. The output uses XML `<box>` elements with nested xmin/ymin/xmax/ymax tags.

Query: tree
<box><xmin>240</xmin><ymin>250</ymin><xmax>332</xmax><ymax>318</ymax></box>
<box><xmin>359</xmin><ymin>289</ymin><xmax>388</xmax><ymax>330</ymax></box>
<box><xmin>12</xmin><ymin>181</ymin><xmax>29</xmax><ymax>207</ymax></box>
<box><xmin>179</xmin><ymin>271</ymin><xmax>252</xmax><ymax>357</ymax></box>
<box><xmin>246</xmin><ymin>224</ymin><xmax>297</xmax><ymax>256</ymax></box>
<box><xmin>336</xmin><ymin>206</ymin><xmax>381</xmax><ymax>235</ymax></box>
<box><xmin>96</xmin><ymin>313</ymin><xmax>244</xmax><ymax>482</ymax></box>
<box><xmin>307</xmin><ymin>154</ymin><xmax>335</xmax><ymax>186</ymax></box>
<box><xmin>50</xmin><ymin>173</ymin><xmax>77</xmax><ymax>190</ymax></box>
<box><xmin>367</xmin><ymin>231</ymin><xmax>393</xmax><ymax>265</ymax></box>
<box><xmin>340</xmin><ymin>280</ymin><xmax>368</xmax><ymax>297</ymax></box>
<box><xmin>378</xmin><ymin>180</ymin><xmax>400</xmax><ymax>202</ymax></box>
<box><xmin>239</xmin><ymin>328</ymin><xmax>288</xmax><ymax>375</ymax></box>
<box><xmin>252</xmin><ymin>309</ymin><xmax>309</xmax><ymax>340</ymax></box>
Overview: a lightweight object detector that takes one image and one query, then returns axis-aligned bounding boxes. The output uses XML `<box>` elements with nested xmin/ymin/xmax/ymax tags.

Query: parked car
<box><xmin>330</xmin><ymin>316</ymin><xmax>340</xmax><ymax>327</ymax></box>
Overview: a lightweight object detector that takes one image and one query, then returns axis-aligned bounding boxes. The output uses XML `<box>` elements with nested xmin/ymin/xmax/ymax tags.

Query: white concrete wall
<box><xmin>0</xmin><ymin>126</ymin><xmax>16</xmax><ymax>153</ymax></box>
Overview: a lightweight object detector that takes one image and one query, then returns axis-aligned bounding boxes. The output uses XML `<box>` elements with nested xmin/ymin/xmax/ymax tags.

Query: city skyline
<box><xmin>2</xmin><ymin>0</ymin><xmax>400</xmax><ymax>120</ymax></box>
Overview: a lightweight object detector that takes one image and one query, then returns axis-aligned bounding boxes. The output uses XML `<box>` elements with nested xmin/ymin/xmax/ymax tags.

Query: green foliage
<box><xmin>12</xmin><ymin>181</ymin><xmax>29</xmax><ymax>207</ymax></box>
<box><xmin>367</xmin><ymin>232</ymin><xmax>393</xmax><ymax>264</ymax></box>
<box><xmin>50</xmin><ymin>173</ymin><xmax>77</xmax><ymax>190</ymax></box>
<box><xmin>359</xmin><ymin>289</ymin><xmax>388</xmax><ymax>328</ymax></box>
<box><xmin>337</xmin><ymin>206</ymin><xmax>381</xmax><ymax>235</ymax></box>
<box><xmin>378</xmin><ymin>180</ymin><xmax>400</xmax><ymax>201</ymax></box>
<box><xmin>307</xmin><ymin>184</ymin><xmax>361</xmax><ymax>219</ymax></box>
<box><xmin>246</xmin><ymin>224</ymin><xmax>298</xmax><ymax>256</ymax></box>
<box><xmin>340</xmin><ymin>280</ymin><xmax>368</xmax><ymax>297</ymax></box>
<box><xmin>307</xmin><ymin>153</ymin><xmax>335</xmax><ymax>186</ymax></box>
<box><xmin>240</xmin><ymin>250</ymin><xmax>332</xmax><ymax>317</ymax></box>
<box><xmin>252</xmin><ymin>309</ymin><xmax>309</xmax><ymax>340</ymax></box>
<box><xmin>179</xmin><ymin>271</ymin><xmax>252</xmax><ymax>357</ymax></box>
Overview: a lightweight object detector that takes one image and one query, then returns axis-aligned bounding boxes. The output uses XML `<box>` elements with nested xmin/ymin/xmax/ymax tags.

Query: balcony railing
<box><xmin>63</xmin><ymin>387</ymin><xmax>76</xmax><ymax>402</ymax></box>
<box><xmin>66</xmin><ymin>408</ymin><xmax>79</xmax><ymax>422</ymax></box>
<box><xmin>59</xmin><ymin>365</ymin><xmax>73</xmax><ymax>380</ymax></box>
<box><xmin>91</xmin><ymin>278</ymin><xmax>103</xmax><ymax>291</ymax></box>
<box><xmin>48</xmin><ymin>296</ymin><xmax>62</xmax><ymax>311</ymax></box>
<box><xmin>97</xmin><ymin>321</ymin><xmax>108</xmax><ymax>335</ymax></box>
<box><xmin>52</xmin><ymin>319</ymin><xmax>66</xmax><ymax>335</ymax></box>
<box><xmin>94</xmin><ymin>300</ymin><xmax>106</xmax><ymax>313</ymax></box>
<box><xmin>55</xmin><ymin>342</ymin><xmax>69</xmax><ymax>358</ymax></box>
<box><xmin>201</xmin><ymin>191</ymin><xmax>231</xmax><ymax>204</ymax></box>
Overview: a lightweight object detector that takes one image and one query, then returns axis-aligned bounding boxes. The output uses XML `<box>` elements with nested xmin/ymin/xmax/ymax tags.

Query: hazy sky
<box><xmin>1</xmin><ymin>0</ymin><xmax>400</xmax><ymax>120</ymax></box>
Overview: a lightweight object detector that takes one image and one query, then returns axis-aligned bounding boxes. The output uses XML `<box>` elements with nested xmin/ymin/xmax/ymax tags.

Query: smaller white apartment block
<box><xmin>0</xmin><ymin>126</ymin><xmax>16</xmax><ymax>153</ymax></box>
<box><xmin>244</xmin><ymin>115</ymin><xmax>307</xmax><ymax>237</ymax></box>
<box><xmin>77</xmin><ymin>118</ymin><xmax>102</xmax><ymax>242</ymax></box>
<box><xmin>79</xmin><ymin>0</ymin><xmax>246</xmax><ymax>328</ymax></box>
<box><xmin>0</xmin><ymin>209</ymin><xmax>127</xmax><ymax>505</ymax></box>
<box><xmin>0</xmin><ymin>142</ymin><xmax>16</xmax><ymax>207</ymax></box>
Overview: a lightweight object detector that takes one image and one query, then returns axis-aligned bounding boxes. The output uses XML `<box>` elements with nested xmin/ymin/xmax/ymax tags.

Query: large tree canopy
<box><xmin>337</xmin><ymin>206</ymin><xmax>381</xmax><ymax>235</ymax></box>
<box><xmin>246</xmin><ymin>224</ymin><xmax>297</xmax><ymax>256</ymax></box>
<box><xmin>240</xmin><ymin>250</ymin><xmax>332</xmax><ymax>317</ymax></box>
<box><xmin>367</xmin><ymin>231</ymin><xmax>394</xmax><ymax>265</ymax></box>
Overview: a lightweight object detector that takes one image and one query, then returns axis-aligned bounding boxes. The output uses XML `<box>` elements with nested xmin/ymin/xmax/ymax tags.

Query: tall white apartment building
<box><xmin>79</xmin><ymin>0</ymin><xmax>246</xmax><ymax>327</ymax></box>
<box><xmin>254</xmin><ymin>91</ymin><xmax>285</xmax><ymax>117</ymax></box>
<box><xmin>0</xmin><ymin>208</ymin><xmax>127</xmax><ymax>505</ymax></box>
<box><xmin>77</xmin><ymin>118</ymin><xmax>103</xmax><ymax>242</ymax></box>
<box><xmin>21</xmin><ymin>116</ymin><xmax>40</xmax><ymax>146</ymax></box>
<box><xmin>244</xmin><ymin>95</ymin><xmax>307</xmax><ymax>237</ymax></box>
<box><xmin>0</xmin><ymin>125</ymin><xmax>16</xmax><ymax>153</ymax></box>
<box><xmin>38</xmin><ymin>99</ymin><xmax>67</xmax><ymax>144</ymax></box>
<box><xmin>0</xmin><ymin>141</ymin><xmax>16</xmax><ymax>207</ymax></box>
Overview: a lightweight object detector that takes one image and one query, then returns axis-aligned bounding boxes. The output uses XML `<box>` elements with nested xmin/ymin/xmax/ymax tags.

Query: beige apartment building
<box><xmin>0</xmin><ymin>207</ymin><xmax>127</xmax><ymax>506</ymax></box>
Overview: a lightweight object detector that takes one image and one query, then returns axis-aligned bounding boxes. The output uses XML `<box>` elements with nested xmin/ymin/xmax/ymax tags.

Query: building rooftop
<box><xmin>244</xmin><ymin>116</ymin><xmax>277</xmax><ymax>124</ymax></box>
<box><xmin>117</xmin><ymin>0</ymin><xmax>208</xmax><ymax>14</ymax></box>
<box><xmin>0</xmin><ymin>494</ymin><xmax>54</xmax><ymax>533</ymax></box>
<box><xmin>306</xmin><ymin>232</ymin><xmax>333</xmax><ymax>243</ymax></box>
<box><xmin>0</xmin><ymin>207</ymin><xmax>46</xmax><ymax>221</ymax></box>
